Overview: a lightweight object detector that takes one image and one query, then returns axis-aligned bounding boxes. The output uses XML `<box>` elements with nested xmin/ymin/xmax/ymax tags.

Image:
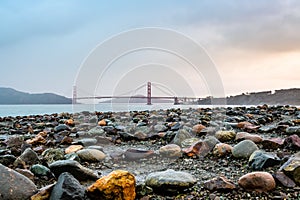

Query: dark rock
<box><xmin>261</xmin><ymin>138</ymin><xmax>284</xmax><ymax>149</ymax></box>
<box><xmin>50</xmin><ymin>172</ymin><xmax>86</xmax><ymax>200</ymax></box>
<box><xmin>31</xmin><ymin>184</ymin><xmax>55</xmax><ymax>200</ymax></box>
<box><xmin>286</xmin><ymin>126</ymin><xmax>300</xmax><ymax>134</ymax></box>
<box><xmin>118</xmin><ymin>132</ymin><xmax>136</xmax><ymax>141</ymax></box>
<box><xmin>0</xmin><ymin>163</ymin><xmax>37</xmax><ymax>200</ymax></box>
<box><xmin>0</xmin><ymin>154</ymin><xmax>16</xmax><ymax>166</ymax></box>
<box><xmin>274</xmin><ymin>171</ymin><xmax>296</xmax><ymax>188</ymax></box>
<box><xmin>124</xmin><ymin>148</ymin><xmax>155</xmax><ymax>161</ymax></box>
<box><xmin>54</xmin><ymin>124</ymin><xmax>70</xmax><ymax>133</ymax></box>
<box><xmin>49</xmin><ymin>160</ymin><xmax>99</xmax><ymax>181</ymax></box>
<box><xmin>76</xmin><ymin>138</ymin><xmax>98</xmax><ymax>147</ymax></box>
<box><xmin>14</xmin><ymin>148</ymin><xmax>39</xmax><ymax>168</ymax></box>
<box><xmin>203</xmin><ymin>176</ymin><xmax>236</xmax><ymax>191</ymax></box>
<box><xmin>280</xmin><ymin>152</ymin><xmax>300</xmax><ymax>184</ymax></box>
<box><xmin>31</xmin><ymin>164</ymin><xmax>51</xmax><ymax>176</ymax></box>
<box><xmin>249</xmin><ymin>150</ymin><xmax>281</xmax><ymax>170</ymax></box>
<box><xmin>284</xmin><ymin>134</ymin><xmax>300</xmax><ymax>149</ymax></box>
<box><xmin>259</xmin><ymin>125</ymin><xmax>277</xmax><ymax>132</ymax></box>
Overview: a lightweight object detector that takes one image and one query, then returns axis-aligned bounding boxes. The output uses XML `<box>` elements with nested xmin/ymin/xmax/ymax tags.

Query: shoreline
<box><xmin>1</xmin><ymin>105</ymin><xmax>300</xmax><ymax>199</ymax></box>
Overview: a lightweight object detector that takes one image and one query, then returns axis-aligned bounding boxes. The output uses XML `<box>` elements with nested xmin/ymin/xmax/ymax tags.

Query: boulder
<box><xmin>235</xmin><ymin>132</ymin><xmax>262</xmax><ymax>143</ymax></box>
<box><xmin>204</xmin><ymin>176</ymin><xmax>236</xmax><ymax>191</ymax></box>
<box><xmin>213</xmin><ymin>143</ymin><xmax>233</xmax><ymax>157</ymax></box>
<box><xmin>145</xmin><ymin>169</ymin><xmax>196</xmax><ymax>193</ymax></box>
<box><xmin>248</xmin><ymin>150</ymin><xmax>281</xmax><ymax>170</ymax></box>
<box><xmin>280</xmin><ymin>153</ymin><xmax>300</xmax><ymax>184</ymax></box>
<box><xmin>238</xmin><ymin>172</ymin><xmax>276</xmax><ymax>192</ymax></box>
<box><xmin>87</xmin><ymin>170</ymin><xmax>136</xmax><ymax>200</ymax></box>
<box><xmin>215</xmin><ymin>131</ymin><xmax>236</xmax><ymax>142</ymax></box>
<box><xmin>232</xmin><ymin>140</ymin><xmax>258</xmax><ymax>158</ymax></box>
<box><xmin>49</xmin><ymin>160</ymin><xmax>99</xmax><ymax>181</ymax></box>
<box><xmin>50</xmin><ymin>172</ymin><xmax>86</xmax><ymax>200</ymax></box>
<box><xmin>0</xmin><ymin>164</ymin><xmax>37</xmax><ymax>200</ymax></box>
<box><xmin>159</xmin><ymin>144</ymin><xmax>181</xmax><ymax>158</ymax></box>
<box><xmin>76</xmin><ymin>149</ymin><xmax>106</xmax><ymax>162</ymax></box>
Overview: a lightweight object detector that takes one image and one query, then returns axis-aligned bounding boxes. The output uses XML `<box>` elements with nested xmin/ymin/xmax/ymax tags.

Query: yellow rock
<box><xmin>65</xmin><ymin>145</ymin><xmax>83</xmax><ymax>154</ymax></box>
<box><xmin>87</xmin><ymin>170</ymin><xmax>136</xmax><ymax>200</ymax></box>
<box><xmin>98</xmin><ymin>119</ymin><xmax>107</xmax><ymax>126</ymax></box>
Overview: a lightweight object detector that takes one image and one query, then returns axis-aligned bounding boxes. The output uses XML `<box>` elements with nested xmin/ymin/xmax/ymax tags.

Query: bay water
<box><xmin>0</xmin><ymin>103</ymin><xmax>220</xmax><ymax>117</ymax></box>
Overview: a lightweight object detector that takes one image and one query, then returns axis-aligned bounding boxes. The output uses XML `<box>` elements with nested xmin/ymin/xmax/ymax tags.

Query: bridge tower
<box><xmin>72</xmin><ymin>85</ymin><xmax>77</xmax><ymax>104</ymax></box>
<box><xmin>147</xmin><ymin>82</ymin><xmax>152</xmax><ymax>105</ymax></box>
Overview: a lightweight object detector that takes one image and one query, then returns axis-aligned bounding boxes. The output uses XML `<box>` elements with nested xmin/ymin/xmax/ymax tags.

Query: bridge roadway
<box><xmin>75</xmin><ymin>96</ymin><xmax>201</xmax><ymax>100</ymax></box>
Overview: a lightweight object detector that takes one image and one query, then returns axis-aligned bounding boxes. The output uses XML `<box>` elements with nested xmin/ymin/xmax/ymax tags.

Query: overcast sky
<box><xmin>0</xmin><ymin>0</ymin><xmax>300</xmax><ymax>98</ymax></box>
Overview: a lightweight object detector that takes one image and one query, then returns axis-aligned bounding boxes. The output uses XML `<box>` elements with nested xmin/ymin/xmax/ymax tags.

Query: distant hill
<box><xmin>0</xmin><ymin>87</ymin><xmax>72</xmax><ymax>104</ymax></box>
<box><xmin>198</xmin><ymin>88</ymin><xmax>300</xmax><ymax>105</ymax></box>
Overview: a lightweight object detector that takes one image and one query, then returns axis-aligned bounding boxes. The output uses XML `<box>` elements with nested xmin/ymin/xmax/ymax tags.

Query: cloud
<box><xmin>174</xmin><ymin>0</ymin><xmax>300</xmax><ymax>53</ymax></box>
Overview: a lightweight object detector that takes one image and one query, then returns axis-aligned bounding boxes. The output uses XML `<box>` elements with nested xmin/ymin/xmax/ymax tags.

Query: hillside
<box><xmin>0</xmin><ymin>87</ymin><xmax>72</xmax><ymax>104</ymax></box>
<box><xmin>198</xmin><ymin>88</ymin><xmax>300</xmax><ymax>105</ymax></box>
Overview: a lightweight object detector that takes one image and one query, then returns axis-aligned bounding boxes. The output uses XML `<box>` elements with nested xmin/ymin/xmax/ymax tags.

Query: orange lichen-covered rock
<box><xmin>98</xmin><ymin>119</ymin><xmax>107</xmax><ymax>126</ymax></box>
<box><xmin>26</xmin><ymin>132</ymin><xmax>47</xmax><ymax>145</ymax></box>
<box><xmin>87</xmin><ymin>170</ymin><xmax>136</xmax><ymax>200</ymax></box>
<box><xmin>65</xmin><ymin>119</ymin><xmax>75</xmax><ymax>126</ymax></box>
<box><xmin>65</xmin><ymin>145</ymin><xmax>83</xmax><ymax>154</ymax></box>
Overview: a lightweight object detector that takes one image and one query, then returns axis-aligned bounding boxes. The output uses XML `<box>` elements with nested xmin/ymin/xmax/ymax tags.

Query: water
<box><xmin>0</xmin><ymin>103</ymin><xmax>217</xmax><ymax>117</ymax></box>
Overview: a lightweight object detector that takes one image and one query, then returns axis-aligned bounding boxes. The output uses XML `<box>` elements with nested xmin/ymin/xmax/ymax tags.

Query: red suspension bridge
<box><xmin>72</xmin><ymin>82</ymin><xmax>203</xmax><ymax>105</ymax></box>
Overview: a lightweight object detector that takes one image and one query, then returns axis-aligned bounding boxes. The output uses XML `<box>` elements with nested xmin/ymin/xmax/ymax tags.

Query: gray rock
<box><xmin>172</xmin><ymin>129</ymin><xmax>192</xmax><ymax>147</ymax></box>
<box><xmin>49</xmin><ymin>160</ymin><xmax>99</xmax><ymax>181</ymax></box>
<box><xmin>159</xmin><ymin>144</ymin><xmax>181</xmax><ymax>158</ymax></box>
<box><xmin>286</xmin><ymin>126</ymin><xmax>300</xmax><ymax>134</ymax></box>
<box><xmin>87</xmin><ymin>145</ymin><xmax>104</xmax><ymax>152</ymax></box>
<box><xmin>0</xmin><ymin>163</ymin><xmax>37</xmax><ymax>200</ymax></box>
<box><xmin>181</xmin><ymin>138</ymin><xmax>200</xmax><ymax>148</ymax></box>
<box><xmin>259</xmin><ymin>125</ymin><xmax>277</xmax><ymax>132</ymax></box>
<box><xmin>76</xmin><ymin>149</ymin><xmax>106</xmax><ymax>162</ymax></box>
<box><xmin>50</xmin><ymin>172</ymin><xmax>86</xmax><ymax>200</ymax></box>
<box><xmin>145</xmin><ymin>169</ymin><xmax>196</xmax><ymax>193</ymax></box>
<box><xmin>64</xmin><ymin>152</ymin><xmax>81</xmax><ymax>161</ymax></box>
<box><xmin>249</xmin><ymin>150</ymin><xmax>281</xmax><ymax>170</ymax></box>
<box><xmin>153</xmin><ymin>124</ymin><xmax>168</xmax><ymax>132</ymax></box>
<box><xmin>14</xmin><ymin>148</ymin><xmax>39</xmax><ymax>168</ymax></box>
<box><xmin>31</xmin><ymin>164</ymin><xmax>51</xmax><ymax>176</ymax></box>
<box><xmin>232</xmin><ymin>140</ymin><xmax>259</xmax><ymax>158</ymax></box>
<box><xmin>54</xmin><ymin>124</ymin><xmax>70</xmax><ymax>133</ymax></box>
<box><xmin>77</xmin><ymin>138</ymin><xmax>98</xmax><ymax>147</ymax></box>
<box><xmin>87</xmin><ymin>126</ymin><xmax>105</xmax><ymax>135</ymax></box>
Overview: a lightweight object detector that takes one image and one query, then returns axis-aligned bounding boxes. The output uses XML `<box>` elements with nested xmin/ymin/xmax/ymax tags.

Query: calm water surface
<box><xmin>0</xmin><ymin>103</ymin><xmax>221</xmax><ymax>117</ymax></box>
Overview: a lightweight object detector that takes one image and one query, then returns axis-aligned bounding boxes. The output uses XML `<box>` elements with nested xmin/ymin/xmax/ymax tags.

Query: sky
<box><xmin>0</xmin><ymin>0</ymin><xmax>300</xmax><ymax>98</ymax></box>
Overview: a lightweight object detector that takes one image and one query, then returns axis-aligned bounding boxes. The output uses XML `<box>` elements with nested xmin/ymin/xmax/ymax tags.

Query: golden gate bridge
<box><xmin>72</xmin><ymin>82</ymin><xmax>203</xmax><ymax>105</ymax></box>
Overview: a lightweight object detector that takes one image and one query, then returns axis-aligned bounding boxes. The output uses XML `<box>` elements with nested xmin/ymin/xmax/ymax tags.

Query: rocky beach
<box><xmin>1</xmin><ymin>105</ymin><xmax>300</xmax><ymax>200</ymax></box>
